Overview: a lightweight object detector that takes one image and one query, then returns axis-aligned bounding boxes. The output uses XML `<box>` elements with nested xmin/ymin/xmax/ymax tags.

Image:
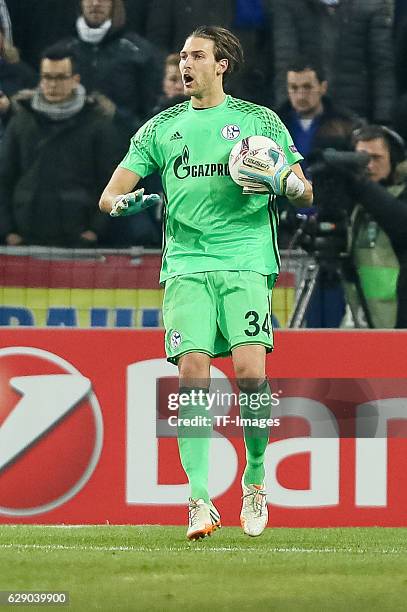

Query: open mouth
<box><xmin>183</xmin><ymin>74</ymin><xmax>194</xmax><ymax>87</ymax></box>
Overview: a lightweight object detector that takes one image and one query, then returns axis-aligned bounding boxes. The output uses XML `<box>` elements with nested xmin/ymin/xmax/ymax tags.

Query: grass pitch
<box><xmin>1</xmin><ymin>525</ymin><xmax>407</xmax><ymax>611</ymax></box>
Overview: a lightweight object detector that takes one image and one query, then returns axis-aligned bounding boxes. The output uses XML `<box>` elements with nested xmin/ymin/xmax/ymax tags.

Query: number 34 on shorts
<box><xmin>163</xmin><ymin>270</ymin><xmax>276</xmax><ymax>363</ymax></box>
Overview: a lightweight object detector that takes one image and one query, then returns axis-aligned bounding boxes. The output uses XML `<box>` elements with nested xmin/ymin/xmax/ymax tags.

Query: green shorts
<box><xmin>163</xmin><ymin>270</ymin><xmax>277</xmax><ymax>364</ymax></box>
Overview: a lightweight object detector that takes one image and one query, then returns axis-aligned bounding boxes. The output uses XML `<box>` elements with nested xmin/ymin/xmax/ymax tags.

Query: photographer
<box><xmin>345</xmin><ymin>125</ymin><xmax>407</xmax><ymax>328</ymax></box>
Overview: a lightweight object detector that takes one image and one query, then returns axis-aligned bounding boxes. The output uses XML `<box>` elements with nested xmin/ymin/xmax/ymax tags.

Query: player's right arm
<box><xmin>99</xmin><ymin>167</ymin><xmax>161</xmax><ymax>217</ymax></box>
<box><xmin>99</xmin><ymin>167</ymin><xmax>141</xmax><ymax>214</ymax></box>
<box><xmin>100</xmin><ymin>113</ymin><xmax>163</xmax><ymax>216</ymax></box>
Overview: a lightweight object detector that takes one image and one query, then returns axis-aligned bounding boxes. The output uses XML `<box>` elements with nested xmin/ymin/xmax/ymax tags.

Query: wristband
<box><xmin>285</xmin><ymin>173</ymin><xmax>305</xmax><ymax>199</ymax></box>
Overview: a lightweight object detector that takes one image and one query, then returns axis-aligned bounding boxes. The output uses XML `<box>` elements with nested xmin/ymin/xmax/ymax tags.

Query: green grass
<box><xmin>1</xmin><ymin>526</ymin><xmax>407</xmax><ymax>611</ymax></box>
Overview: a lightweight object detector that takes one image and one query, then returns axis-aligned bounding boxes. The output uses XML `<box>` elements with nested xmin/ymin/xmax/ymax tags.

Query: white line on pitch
<box><xmin>1</xmin><ymin>543</ymin><xmax>407</xmax><ymax>555</ymax></box>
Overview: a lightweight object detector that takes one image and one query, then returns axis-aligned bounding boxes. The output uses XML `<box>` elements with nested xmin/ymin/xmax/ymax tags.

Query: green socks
<box><xmin>177</xmin><ymin>381</ymin><xmax>272</xmax><ymax>498</ymax></box>
<box><xmin>239</xmin><ymin>379</ymin><xmax>272</xmax><ymax>486</ymax></box>
<box><xmin>177</xmin><ymin>387</ymin><xmax>212</xmax><ymax>503</ymax></box>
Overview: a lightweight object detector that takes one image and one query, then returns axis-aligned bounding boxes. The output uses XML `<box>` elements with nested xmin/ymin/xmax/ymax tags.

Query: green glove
<box><xmin>238</xmin><ymin>155</ymin><xmax>305</xmax><ymax>199</ymax></box>
<box><xmin>110</xmin><ymin>188</ymin><xmax>161</xmax><ymax>217</ymax></box>
<box><xmin>238</xmin><ymin>163</ymin><xmax>293</xmax><ymax>196</ymax></box>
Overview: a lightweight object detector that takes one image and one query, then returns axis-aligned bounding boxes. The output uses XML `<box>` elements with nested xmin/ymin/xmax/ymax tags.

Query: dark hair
<box><xmin>287</xmin><ymin>58</ymin><xmax>326</xmax><ymax>83</ymax></box>
<box><xmin>41</xmin><ymin>44</ymin><xmax>78</xmax><ymax>74</ymax></box>
<box><xmin>187</xmin><ymin>26</ymin><xmax>244</xmax><ymax>80</ymax></box>
<box><xmin>352</xmin><ymin>124</ymin><xmax>406</xmax><ymax>168</ymax></box>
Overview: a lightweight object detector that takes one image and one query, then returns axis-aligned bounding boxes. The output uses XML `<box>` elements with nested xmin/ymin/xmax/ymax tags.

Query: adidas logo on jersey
<box><xmin>170</xmin><ymin>131</ymin><xmax>183</xmax><ymax>141</ymax></box>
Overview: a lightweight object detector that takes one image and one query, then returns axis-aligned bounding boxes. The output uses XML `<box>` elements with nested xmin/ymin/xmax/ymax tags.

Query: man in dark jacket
<box><xmin>273</xmin><ymin>0</ymin><xmax>395</xmax><ymax>124</ymax></box>
<box><xmin>277</xmin><ymin>58</ymin><xmax>358</xmax><ymax>177</ymax></box>
<box><xmin>277</xmin><ymin>58</ymin><xmax>359</xmax><ymax>326</ymax></box>
<box><xmin>0</xmin><ymin>44</ymin><xmax>121</xmax><ymax>247</ymax></box>
<box><xmin>63</xmin><ymin>0</ymin><xmax>163</xmax><ymax>142</ymax></box>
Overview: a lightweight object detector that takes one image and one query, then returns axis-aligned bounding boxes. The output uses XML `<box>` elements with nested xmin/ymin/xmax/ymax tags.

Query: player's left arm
<box><xmin>289</xmin><ymin>162</ymin><xmax>313</xmax><ymax>207</ymax></box>
<box><xmin>238</xmin><ymin>109</ymin><xmax>313</xmax><ymax>205</ymax></box>
<box><xmin>239</xmin><ymin>158</ymin><xmax>313</xmax><ymax>206</ymax></box>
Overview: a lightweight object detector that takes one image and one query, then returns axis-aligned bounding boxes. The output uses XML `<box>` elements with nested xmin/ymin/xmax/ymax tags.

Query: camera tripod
<box><xmin>287</xmin><ymin>254</ymin><xmax>373</xmax><ymax>328</ymax></box>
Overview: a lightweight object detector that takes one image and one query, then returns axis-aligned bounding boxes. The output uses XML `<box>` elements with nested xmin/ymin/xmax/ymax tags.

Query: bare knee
<box><xmin>178</xmin><ymin>352</ymin><xmax>210</xmax><ymax>386</ymax></box>
<box><xmin>233</xmin><ymin>346</ymin><xmax>266</xmax><ymax>390</ymax></box>
<box><xmin>236</xmin><ymin>369</ymin><xmax>265</xmax><ymax>391</ymax></box>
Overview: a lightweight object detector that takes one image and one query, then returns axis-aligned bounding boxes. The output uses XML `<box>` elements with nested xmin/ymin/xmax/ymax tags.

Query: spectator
<box><xmin>277</xmin><ymin>59</ymin><xmax>359</xmax><ymax>325</ymax></box>
<box><xmin>345</xmin><ymin>125</ymin><xmax>407</xmax><ymax>328</ymax></box>
<box><xmin>145</xmin><ymin>0</ymin><xmax>274</xmax><ymax>105</ymax></box>
<box><xmin>161</xmin><ymin>52</ymin><xmax>184</xmax><ymax>99</ymax></box>
<box><xmin>7</xmin><ymin>0</ymin><xmax>78</xmax><ymax>69</ymax></box>
<box><xmin>63</xmin><ymin>0</ymin><xmax>163</xmax><ymax>142</ymax></box>
<box><xmin>0</xmin><ymin>44</ymin><xmax>121</xmax><ymax>247</ymax></box>
<box><xmin>273</xmin><ymin>0</ymin><xmax>396</xmax><ymax>124</ymax></box>
<box><xmin>0</xmin><ymin>0</ymin><xmax>12</xmax><ymax>44</ymax></box>
<box><xmin>152</xmin><ymin>52</ymin><xmax>187</xmax><ymax>115</ymax></box>
<box><xmin>0</xmin><ymin>23</ymin><xmax>37</xmax><ymax>140</ymax></box>
<box><xmin>277</xmin><ymin>58</ymin><xmax>358</xmax><ymax>177</ymax></box>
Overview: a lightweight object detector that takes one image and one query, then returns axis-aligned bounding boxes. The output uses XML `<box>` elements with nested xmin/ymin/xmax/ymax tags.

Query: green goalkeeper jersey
<box><xmin>119</xmin><ymin>95</ymin><xmax>302</xmax><ymax>283</ymax></box>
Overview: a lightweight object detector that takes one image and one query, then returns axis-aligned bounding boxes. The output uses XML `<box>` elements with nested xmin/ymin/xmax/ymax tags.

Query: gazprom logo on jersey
<box><xmin>173</xmin><ymin>146</ymin><xmax>230</xmax><ymax>180</ymax></box>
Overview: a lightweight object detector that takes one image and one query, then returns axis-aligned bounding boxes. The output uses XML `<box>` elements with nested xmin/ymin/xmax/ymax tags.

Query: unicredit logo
<box><xmin>0</xmin><ymin>347</ymin><xmax>103</xmax><ymax>516</ymax></box>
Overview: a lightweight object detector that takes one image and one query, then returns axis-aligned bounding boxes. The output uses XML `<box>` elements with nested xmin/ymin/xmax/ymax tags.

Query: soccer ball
<box><xmin>228</xmin><ymin>135</ymin><xmax>285</xmax><ymax>189</ymax></box>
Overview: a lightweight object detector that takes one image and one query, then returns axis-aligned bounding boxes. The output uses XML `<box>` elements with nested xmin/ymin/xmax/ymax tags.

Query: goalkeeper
<box><xmin>99</xmin><ymin>26</ymin><xmax>312</xmax><ymax>541</ymax></box>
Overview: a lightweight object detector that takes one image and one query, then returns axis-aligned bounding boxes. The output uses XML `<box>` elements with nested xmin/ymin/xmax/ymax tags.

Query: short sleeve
<box><xmin>276</xmin><ymin>125</ymin><xmax>303</xmax><ymax>166</ymax></box>
<box><xmin>261</xmin><ymin>107</ymin><xmax>303</xmax><ymax>166</ymax></box>
<box><xmin>119</xmin><ymin>118</ymin><xmax>161</xmax><ymax>178</ymax></box>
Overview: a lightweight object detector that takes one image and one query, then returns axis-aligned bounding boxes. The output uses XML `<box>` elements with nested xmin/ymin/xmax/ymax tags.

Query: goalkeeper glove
<box><xmin>239</xmin><ymin>162</ymin><xmax>305</xmax><ymax>198</ymax></box>
<box><xmin>110</xmin><ymin>188</ymin><xmax>161</xmax><ymax>217</ymax></box>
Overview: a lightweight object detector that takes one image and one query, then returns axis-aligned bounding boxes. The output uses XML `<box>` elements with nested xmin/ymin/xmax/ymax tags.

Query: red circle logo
<box><xmin>0</xmin><ymin>347</ymin><xmax>103</xmax><ymax>516</ymax></box>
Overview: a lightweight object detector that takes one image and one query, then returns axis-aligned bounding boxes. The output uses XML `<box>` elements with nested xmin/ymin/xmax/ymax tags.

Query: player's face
<box><xmin>355</xmin><ymin>138</ymin><xmax>392</xmax><ymax>183</ymax></box>
<box><xmin>40</xmin><ymin>58</ymin><xmax>80</xmax><ymax>104</ymax></box>
<box><xmin>82</xmin><ymin>0</ymin><xmax>113</xmax><ymax>27</ymax></box>
<box><xmin>179</xmin><ymin>37</ymin><xmax>223</xmax><ymax>99</ymax></box>
<box><xmin>163</xmin><ymin>64</ymin><xmax>184</xmax><ymax>98</ymax></box>
<box><xmin>287</xmin><ymin>69</ymin><xmax>327</xmax><ymax>118</ymax></box>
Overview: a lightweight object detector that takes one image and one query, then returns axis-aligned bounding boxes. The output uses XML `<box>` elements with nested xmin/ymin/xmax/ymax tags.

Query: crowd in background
<box><xmin>0</xmin><ymin>0</ymin><xmax>407</xmax><ymax>327</ymax></box>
